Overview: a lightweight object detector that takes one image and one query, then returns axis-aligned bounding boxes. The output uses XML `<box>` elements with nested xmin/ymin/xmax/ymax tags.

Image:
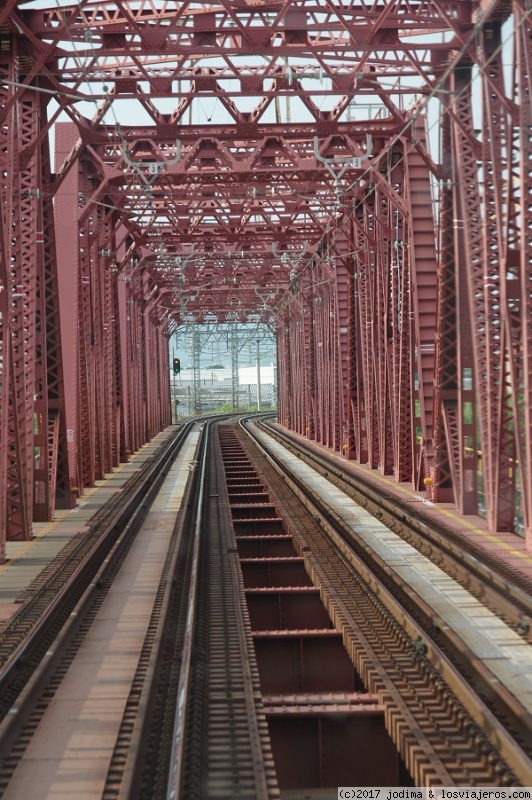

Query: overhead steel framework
<box><xmin>0</xmin><ymin>0</ymin><xmax>531</xmax><ymax>558</ymax></box>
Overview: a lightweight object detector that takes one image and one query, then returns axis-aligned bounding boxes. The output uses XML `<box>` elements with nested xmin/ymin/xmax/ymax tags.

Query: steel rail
<box><xmin>118</xmin><ymin>413</ymin><xmax>253</xmax><ymax>800</ymax></box>
<box><xmin>215</xmin><ymin>425</ymin><xmax>273</xmax><ymax>800</ymax></box>
<box><xmin>112</xmin><ymin>442</ymin><xmax>201</xmax><ymax>800</ymax></box>
<box><xmin>166</xmin><ymin>423</ymin><xmax>208</xmax><ymax>800</ymax></box>
<box><xmin>0</xmin><ymin>447</ymin><xmax>184</xmax><ymax>770</ymax></box>
<box><xmin>164</xmin><ymin>417</ymin><xmax>279</xmax><ymax>800</ymax></box>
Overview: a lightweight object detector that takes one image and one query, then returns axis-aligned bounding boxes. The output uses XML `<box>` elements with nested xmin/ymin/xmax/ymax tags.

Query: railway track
<box><xmin>0</xmin><ymin>417</ymin><xmax>278</xmax><ymax>800</ymax></box>
<box><xmin>0</xmin><ymin>415</ymin><xmax>531</xmax><ymax>798</ymax></box>
<box><xmin>0</xmin><ymin>422</ymin><xmax>194</xmax><ymax>722</ymax></box>
<box><xmin>236</xmin><ymin>418</ymin><xmax>532</xmax><ymax>788</ymax></box>
<box><xmin>0</xmin><ymin>421</ymin><xmax>211</xmax><ymax>799</ymax></box>
<box><xmin>256</xmin><ymin>419</ymin><xmax>532</xmax><ymax>642</ymax></box>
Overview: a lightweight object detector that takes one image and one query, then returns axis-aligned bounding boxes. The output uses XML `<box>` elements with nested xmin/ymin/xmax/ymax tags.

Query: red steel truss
<box><xmin>0</xmin><ymin>0</ymin><xmax>531</xmax><ymax>556</ymax></box>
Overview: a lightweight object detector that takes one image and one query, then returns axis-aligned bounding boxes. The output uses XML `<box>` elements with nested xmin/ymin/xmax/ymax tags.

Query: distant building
<box><xmin>173</xmin><ymin>365</ymin><xmax>275</xmax><ymax>387</ymax></box>
<box><xmin>170</xmin><ymin>365</ymin><xmax>277</xmax><ymax>417</ymax></box>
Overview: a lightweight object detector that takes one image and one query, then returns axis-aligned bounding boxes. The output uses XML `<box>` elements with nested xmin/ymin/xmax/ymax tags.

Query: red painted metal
<box><xmin>246</xmin><ymin>588</ymin><xmax>333</xmax><ymax>630</ymax></box>
<box><xmin>267</xmin><ymin>709</ymin><xmax>399</xmax><ymax>790</ymax></box>
<box><xmin>515</xmin><ymin>5</ymin><xmax>532</xmax><ymax>546</ymax></box>
<box><xmin>52</xmin><ymin>124</ymin><xmax>172</xmax><ymax>513</ymax></box>
<box><xmin>6</xmin><ymin>84</ymin><xmax>39</xmax><ymax>540</ymax></box>
<box><xmin>1</xmin><ymin>0</ymin><xmax>532</xmax><ymax>553</ymax></box>
<box><xmin>34</xmin><ymin>127</ymin><xmax>71</xmax><ymax>521</ymax></box>
<box><xmin>406</xmin><ymin>133</ymin><xmax>439</xmax><ymax>488</ymax></box>
<box><xmin>431</xmin><ymin>105</ymin><xmax>457</xmax><ymax>506</ymax></box>
<box><xmin>0</xmin><ymin>47</ymin><xmax>73</xmax><ymax>544</ymax></box>
<box><xmin>55</xmin><ymin>123</ymin><xmax>83</xmax><ymax>494</ymax></box>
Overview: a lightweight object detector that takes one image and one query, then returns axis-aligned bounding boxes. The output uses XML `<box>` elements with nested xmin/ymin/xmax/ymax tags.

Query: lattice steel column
<box><xmin>0</xmin><ymin>273</ymin><xmax>7</xmax><ymax>558</ymax></box>
<box><xmin>158</xmin><ymin>323</ymin><xmax>172</xmax><ymax>429</ymax></box>
<box><xmin>33</xmin><ymin>116</ymin><xmax>71</xmax><ymax>520</ymax></box>
<box><xmin>2</xmin><ymin>74</ymin><xmax>40</xmax><ymax>540</ymax></box>
<box><xmin>276</xmin><ymin>312</ymin><xmax>292</xmax><ymax>429</ymax></box>
<box><xmin>0</xmin><ymin>55</ymin><xmax>15</xmax><ymax>552</ymax></box>
<box><xmin>360</xmin><ymin>196</ymin><xmax>379</xmax><ymax>468</ymax></box>
<box><xmin>125</xmin><ymin>268</ymin><xmax>142</xmax><ymax>454</ymax></box>
<box><xmin>78</xmin><ymin>171</ymin><xmax>99</xmax><ymax>484</ymax></box>
<box><xmin>431</xmin><ymin>101</ymin><xmax>457</xmax><ymax>504</ymax></box>
<box><xmin>388</xmin><ymin>162</ymin><xmax>412</xmax><ymax>484</ymax></box>
<box><xmin>55</xmin><ymin>123</ymin><xmax>82</xmax><ymax>495</ymax></box>
<box><xmin>479</xmin><ymin>23</ymin><xmax>515</xmax><ymax>531</ymax></box>
<box><xmin>300</xmin><ymin>267</ymin><xmax>316</xmax><ymax>441</ymax></box>
<box><xmin>449</xmin><ymin>63</ymin><xmax>480</xmax><ymax>516</ymax></box>
<box><xmin>335</xmin><ymin>241</ymin><xmax>350</xmax><ymax>457</ymax></box>
<box><xmin>406</xmin><ymin>131</ymin><xmax>439</xmax><ymax>489</ymax></box>
<box><xmin>374</xmin><ymin>181</ymin><xmax>394</xmax><ymax>475</ymax></box>
<box><xmin>344</xmin><ymin>215</ymin><xmax>359</xmax><ymax>460</ymax></box>
<box><xmin>516</xmin><ymin>3</ymin><xmax>532</xmax><ymax>546</ymax></box>
<box><xmin>93</xmin><ymin>217</ymin><xmax>117</xmax><ymax>477</ymax></box>
<box><xmin>351</xmin><ymin>206</ymin><xmax>368</xmax><ymax>465</ymax></box>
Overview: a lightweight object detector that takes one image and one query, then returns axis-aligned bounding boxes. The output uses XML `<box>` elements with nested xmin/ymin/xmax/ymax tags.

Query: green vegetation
<box><xmin>210</xmin><ymin>404</ymin><xmax>263</xmax><ymax>414</ymax></box>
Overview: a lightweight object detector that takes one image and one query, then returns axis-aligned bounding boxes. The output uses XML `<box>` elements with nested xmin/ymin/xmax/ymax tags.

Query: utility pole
<box><xmin>256</xmin><ymin>339</ymin><xmax>262</xmax><ymax>411</ymax></box>
<box><xmin>192</xmin><ymin>325</ymin><xmax>202</xmax><ymax>415</ymax></box>
<box><xmin>172</xmin><ymin>344</ymin><xmax>176</xmax><ymax>423</ymax></box>
<box><xmin>231</xmin><ymin>324</ymin><xmax>239</xmax><ymax>411</ymax></box>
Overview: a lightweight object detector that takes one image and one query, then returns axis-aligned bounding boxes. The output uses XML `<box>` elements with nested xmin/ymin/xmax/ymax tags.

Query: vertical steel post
<box><xmin>231</xmin><ymin>324</ymin><xmax>239</xmax><ymax>411</ymax></box>
<box><xmin>192</xmin><ymin>326</ymin><xmax>201</xmax><ymax>415</ymax></box>
<box><xmin>256</xmin><ymin>339</ymin><xmax>262</xmax><ymax>411</ymax></box>
<box><xmin>172</xmin><ymin>345</ymin><xmax>176</xmax><ymax>423</ymax></box>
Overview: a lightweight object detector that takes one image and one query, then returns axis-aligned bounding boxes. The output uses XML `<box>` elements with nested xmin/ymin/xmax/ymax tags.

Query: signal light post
<box><xmin>172</xmin><ymin>352</ymin><xmax>180</xmax><ymax>422</ymax></box>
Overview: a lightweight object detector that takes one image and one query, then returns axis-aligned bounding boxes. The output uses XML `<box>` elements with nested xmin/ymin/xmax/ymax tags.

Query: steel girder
<box><xmin>428</xmin><ymin>13</ymin><xmax>532</xmax><ymax>545</ymax></box>
<box><xmin>72</xmin><ymin>127</ymin><xmax>386</xmax><ymax>324</ymax></box>
<box><xmin>515</xmin><ymin>3</ymin><xmax>532</xmax><ymax>543</ymax></box>
<box><xmin>1</xmin><ymin>0</ymin><xmax>532</xmax><ymax>548</ymax></box>
<box><xmin>277</xmin><ymin>129</ymin><xmax>437</xmax><ymax>485</ymax></box>
<box><xmin>0</xmin><ymin>92</ymin><xmax>171</xmax><ymax>555</ymax></box>
<box><xmin>0</xmin><ymin>48</ymin><xmax>71</xmax><ymax>550</ymax></box>
<box><xmin>54</xmin><ymin>122</ymin><xmax>171</xmax><ymax>500</ymax></box>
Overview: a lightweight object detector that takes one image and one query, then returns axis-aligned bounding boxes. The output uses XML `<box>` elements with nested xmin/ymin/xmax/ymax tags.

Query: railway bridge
<box><xmin>1</xmin><ymin>0</ymin><xmax>531</xmax><ymax>552</ymax></box>
<box><xmin>1</xmin><ymin>3</ymin><xmax>532</xmax><ymax>796</ymax></box>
